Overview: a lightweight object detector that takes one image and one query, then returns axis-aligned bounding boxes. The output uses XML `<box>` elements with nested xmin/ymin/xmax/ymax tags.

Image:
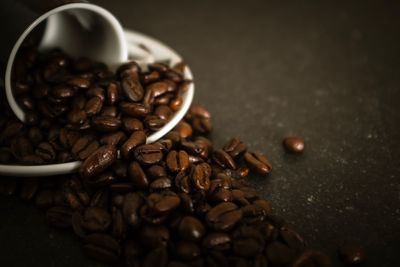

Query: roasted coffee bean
<box><xmin>79</xmin><ymin>145</ymin><xmax>118</xmax><ymax>179</ymax></box>
<box><xmin>28</xmin><ymin>127</ymin><xmax>44</xmax><ymax>145</ymax></box>
<box><xmin>100</xmin><ymin>131</ymin><xmax>127</xmax><ymax>146</ymax></box>
<box><xmin>128</xmin><ymin>161</ymin><xmax>149</xmax><ymax>189</ymax></box>
<box><xmin>143</xmin><ymin>81</ymin><xmax>172</xmax><ymax>105</ymax></box>
<box><xmin>142</xmin><ymin>70</ymin><xmax>161</xmax><ymax>84</ymax></box>
<box><xmin>191</xmin><ymin>163</ymin><xmax>212</xmax><ymax>191</ymax></box>
<box><xmin>292</xmin><ymin>250</ymin><xmax>332</xmax><ymax>267</ymax></box>
<box><xmin>155</xmin><ymin>105</ymin><xmax>173</xmax><ymax>120</ymax></box>
<box><xmin>140</xmin><ymin>225</ymin><xmax>170</xmax><ymax>248</ymax></box>
<box><xmin>35</xmin><ymin>142</ymin><xmax>56</xmax><ymax>162</ymax></box>
<box><xmin>122</xmin><ymin>76</ymin><xmax>144</xmax><ymax>102</ymax></box>
<box><xmin>244</xmin><ymin>152</ymin><xmax>272</xmax><ymax>175</ymax></box>
<box><xmin>187</xmin><ymin>104</ymin><xmax>211</xmax><ymax>120</ymax></box>
<box><xmin>89</xmin><ymin>189</ymin><xmax>109</xmax><ymax>208</ymax></box>
<box><xmin>175</xmin><ymin>241</ymin><xmax>201</xmax><ymax>260</ymax></box>
<box><xmin>120</xmin><ymin>102</ymin><xmax>151</xmax><ymax>117</ymax></box>
<box><xmin>85</xmin><ymin>96</ymin><xmax>103</xmax><ymax>116</ymax></box>
<box><xmin>86</xmin><ymin>172</ymin><xmax>117</xmax><ymax>187</ymax></box>
<box><xmin>202</xmin><ymin>232</ymin><xmax>231</xmax><ymax>250</ymax></box>
<box><xmin>166</xmin><ymin>150</ymin><xmax>190</xmax><ymax>173</ymax></box>
<box><xmin>117</xmin><ymin>61</ymin><xmax>140</xmax><ymax>79</ymax></box>
<box><xmin>206</xmin><ymin>202</ymin><xmax>243</xmax><ymax>231</ymax></box>
<box><xmin>142</xmin><ymin>247</ymin><xmax>168</xmax><ymax>267</ymax></box>
<box><xmin>111</xmin><ymin>207</ymin><xmax>126</xmax><ymax>241</ymax></box>
<box><xmin>101</xmin><ymin>105</ymin><xmax>118</xmax><ymax>117</ymax></box>
<box><xmin>122</xmin><ymin>117</ymin><xmax>144</xmax><ymax>133</ymax></box>
<box><xmin>150</xmin><ymin>177</ymin><xmax>172</xmax><ymax>190</ymax></box>
<box><xmin>92</xmin><ymin>116</ymin><xmax>121</xmax><ymax>132</ymax></box>
<box><xmin>174</xmin><ymin>121</ymin><xmax>192</xmax><ymax>138</ymax></box>
<box><xmin>192</xmin><ymin>117</ymin><xmax>212</xmax><ymax>134</ymax></box>
<box><xmin>178</xmin><ymin>216</ymin><xmax>205</xmax><ymax>241</ymax></box>
<box><xmin>144</xmin><ymin>115</ymin><xmax>167</xmax><ymax>131</ymax></box>
<box><xmin>146</xmin><ymin>191</ymin><xmax>181</xmax><ymax>214</ymax></box>
<box><xmin>52</xmin><ymin>84</ymin><xmax>75</xmax><ymax>98</ymax></box>
<box><xmin>121</xmin><ymin>130</ymin><xmax>146</xmax><ymax>159</ymax></box>
<box><xmin>84</xmin><ymin>234</ymin><xmax>121</xmax><ymax>263</ymax></box>
<box><xmin>81</xmin><ymin>207</ymin><xmax>111</xmax><ymax>232</ymax></box>
<box><xmin>72</xmin><ymin>135</ymin><xmax>94</xmax><ymax>155</ymax></box>
<box><xmin>46</xmin><ymin>206</ymin><xmax>73</xmax><ymax>228</ymax></box>
<box><xmin>223</xmin><ymin>138</ymin><xmax>247</xmax><ymax>158</ymax></box>
<box><xmin>176</xmin><ymin>171</ymin><xmax>191</xmax><ymax>193</ymax></box>
<box><xmin>178</xmin><ymin>193</ymin><xmax>195</xmax><ymax>213</ymax></box>
<box><xmin>147</xmin><ymin>164</ymin><xmax>167</xmax><ymax>179</ymax></box>
<box><xmin>122</xmin><ymin>193</ymin><xmax>142</xmax><ymax>227</ymax></box>
<box><xmin>266</xmin><ymin>241</ymin><xmax>296</xmax><ymax>266</ymax></box>
<box><xmin>0</xmin><ymin>121</ymin><xmax>23</xmax><ymax>143</ymax></box>
<box><xmin>67</xmin><ymin>76</ymin><xmax>91</xmax><ymax>89</ymax></box>
<box><xmin>68</xmin><ymin>109</ymin><xmax>87</xmax><ymax>125</ymax></box>
<box><xmin>107</xmin><ymin>82</ymin><xmax>120</xmax><ymax>105</ymax></box>
<box><xmin>338</xmin><ymin>243</ymin><xmax>366</xmax><ymax>265</ymax></box>
<box><xmin>213</xmin><ymin>149</ymin><xmax>236</xmax><ymax>169</ymax></box>
<box><xmin>25</xmin><ymin>112</ymin><xmax>39</xmax><ymax>125</ymax></box>
<box><xmin>283</xmin><ymin>136</ymin><xmax>305</xmax><ymax>154</ymax></box>
<box><xmin>134</xmin><ymin>144</ymin><xmax>163</xmax><ymax>165</ymax></box>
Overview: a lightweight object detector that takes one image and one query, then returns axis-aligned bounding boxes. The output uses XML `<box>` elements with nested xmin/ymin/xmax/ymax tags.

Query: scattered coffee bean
<box><xmin>283</xmin><ymin>136</ymin><xmax>305</xmax><ymax>154</ymax></box>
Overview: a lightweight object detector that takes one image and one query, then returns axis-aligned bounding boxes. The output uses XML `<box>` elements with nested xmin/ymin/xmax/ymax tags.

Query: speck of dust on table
<box><xmin>0</xmin><ymin>0</ymin><xmax>400</xmax><ymax>267</ymax></box>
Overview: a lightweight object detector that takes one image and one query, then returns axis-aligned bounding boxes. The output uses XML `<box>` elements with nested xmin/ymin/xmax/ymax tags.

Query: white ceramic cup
<box><xmin>1</xmin><ymin>1</ymin><xmax>128</xmax><ymax>122</ymax></box>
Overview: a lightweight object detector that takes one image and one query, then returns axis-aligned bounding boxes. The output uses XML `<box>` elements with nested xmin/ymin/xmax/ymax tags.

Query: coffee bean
<box><xmin>100</xmin><ymin>105</ymin><xmax>118</xmax><ymax>117</ymax></box>
<box><xmin>283</xmin><ymin>136</ymin><xmax>305</xmax><ymax>154</ymax></box>
<box><xmin>122</xmin><ymin>193</ymin><xmax>142</xmax><ymax>227</ymax></box>
<box><xmin>178</xmin><ymin>216</ymin><xmax>205</xmax><ymax>241</ymax></box>
<box><xmin>147</xmin><ymin>164</ymin><xmax>167</xmax><ymax>179</ymax></box>
<box><xmin>85</xmin><ymin>96</ymin><xmax>103</xmax><ymax>116</ymax></box>
<box><xmin>120</xmin><ymin>102</ymin><xmax>151</xmax><ymax>117</ymax></box>
<box><xmin>140</xmin><ymin>225</ymin><xmax>170</xmax><ymax>248</ymax></box>
<box><xmin>107</xmin><ymin>82</ymin><xmax>120</xmax><ymax>105</ymax></box>
<box><xmin>150</xmin><ymin>177</ymin><xmax>172</xmax><ymax>190</ymax></box>
<box><xmin>166</xmin><ymin>150</ymin><xmax>190</xmax><ymax>173</ymax></box>
<box><xmin>92</xmin><ymin>116</ymin><xmax>121</xmax><ymax>132</ymax></box>
<box><xmin>122</xmin><ymin>117</ymin><xmax>144</xmax><ymax>133</ymax></box>
<box><xmin>244</xmin><ymin>152</ymin><xmax>272</xmax><ymax>175</ymax></box>
<box><xmin>146</xmin><ymin>191</ymin><xmax>181</xmax><ymax>214</ymax></box>
<box><xmin>100</xmin><ymin>131</ymin><xmax>127</xmax><ymax>146</ymax></box>
<box><xmin>202</xmin><ymin>233</ymin><xmax>231</xmax><ymax>250</ymax></box>
<box><xmin>191</xmin><ymin>163</ymin><xmax>212</xmax><ymax>191</ymax></box>
<box><xmin>206</xmin><ymin>202</ymin><xmax>243</xmax><ymax>231</ymax></box>
<box><xmin>134</xmin><ymin>144</ymin><xmax>164</xmax><ymax>165</ymax></box>
<box><xmin>223</xmin><ymin>138</ymin><xmax>247</xmax><ymax>158</ymax></box>
<box><xmin>84</xmin><ymin>234</ymin><xmax>121</xmax><ymax>263</ymax></box>
<box><xmin>81</xmin><ymin>207</ymin><xmax>111</xmax><ymax>232</ymax></box>
<box><xmin>67</xmin><ymin>76</ymin><xmax>91</xmax><ymax>89</ymax></box>
<box><xmin>213</xmin><ymin>149</ymin><xmax>236</xmax><ymax>170</ymax></box>
<box><xmin>128</xmin><ymin>161</ymin><xmax>149</xmax><ymax>189</ymax></box>
<box><xmin>266</xmin><ymin>241</ymin><xmax>296</xmax><ymax>266</ymax></box>
<box><xmin>338</xmin><ymin>243</ymin><xmax>366</xmax><ymax>265</ymax></box>
<box><xmin>68</xmin><ymin>109</ymin><xmax>87</xmax><ymax>125</ymax></box>
<box><xmin>174</xmin><ymin>121</ymin><xmax>192</xmax><ymax>138</ymax></box>
<box><xmin>175</xmin><ymin>241</ymin><xmax>201</xmax><ymax>260</ymax></box>
<box><xmin>121</xmin><ymin>130</ymin><xmax>146</xmax><ymax>159</ymax></box>
<box><xmin>79</xmin><ymin>145</ymin><xmax>118</xmax><ymax>179</ymax></box>
<box><xmin>142</xmin><ymin>247</ymin><xmax>168</xmax><ymax>267</ymax></box>
<box><xmin>117</xmin><ymin>61</ymin><xmax>140</xmax><ymax>79</ymax></box>
<box><xmin>52</xmin><ymin>84</ymin><xmax>75</xmax><ymax>99</ymax></box>
<box><xmin>122</xmin><ymin>76</ymin><xmax>144</xmax><ymax>102</ymax></box>
<box><xmin>155</xmin><ymin>105</ymin><xmax>173</xmax><ymax>120</ymax></box>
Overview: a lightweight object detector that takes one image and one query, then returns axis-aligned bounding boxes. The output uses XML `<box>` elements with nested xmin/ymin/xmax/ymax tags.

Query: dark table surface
<box><xmin>1</xmin><ymin>0</ymin><xmax>400</xmax><ymax>266</ymax></box>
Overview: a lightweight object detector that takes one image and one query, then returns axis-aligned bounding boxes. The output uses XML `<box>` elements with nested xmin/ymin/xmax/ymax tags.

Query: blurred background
<box><xmin>0</xmin><ymin>0</ymin><xmax>399</xmax><ymax>266</ymax></box>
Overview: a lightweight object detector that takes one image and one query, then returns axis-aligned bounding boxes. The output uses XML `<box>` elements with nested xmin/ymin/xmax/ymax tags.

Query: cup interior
<box><xmin>5</xmin><ymin>3</ymin><xmax>127</xmax><ymax>122</ymax></box>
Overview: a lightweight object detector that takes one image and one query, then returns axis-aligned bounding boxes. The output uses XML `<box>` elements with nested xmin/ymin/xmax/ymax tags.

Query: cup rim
<box><xmin>5</xmin><ymin>2</ymin><xmax>128</xmax><ymax>122</ymax></box>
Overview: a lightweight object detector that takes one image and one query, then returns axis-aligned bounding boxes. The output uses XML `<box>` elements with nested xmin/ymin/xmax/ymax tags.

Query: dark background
<box><xmin>1</xmin><ymin>0</ymin><xmax>400</xmax><ymax>266</ymax></box>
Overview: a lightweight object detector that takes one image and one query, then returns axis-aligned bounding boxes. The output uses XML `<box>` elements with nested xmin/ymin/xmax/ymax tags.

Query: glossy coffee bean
<box><xmin>166</xmin><ymin>150</ymin><xmax>190</xmax><ymax>173</ymax></box>
<box><xmin>122</xmin><ymin>76</ymin><xmax>144</xmax><ymax>102</ymax></box>
<box><xmin>121</xmin><ymin>130</ymin><xmax>146</xmax><ymax>159</ymax></box>
<box><xmin>134</xmin><ymin>144</ymin><xmax>163</xmax><ymax>165</ymax></box>
<box><xmin>79</xmin><ymin>145</ymin><xmax>118</xmax><ymax>179</ymax></box>
<box><xmin>244</xmin><ymin>152</ymin><xmax>272</xmax><ymax>175</ymax></box>
<box><xmin>191</xmin><ymin>163</ymin><xmax>212</xmax><ymax>191</ymax></box>
<box><xmin>178</xmin><ymin>216</ymin><xmax>206</xmax><ymax>241</ymax></box>
<box><xmin>283</xmin><ymin>136</ymin><xmax>305</xmax><ymax>154</ymax></box>
<box><xmin>206</xmin><ymin>202</ymin><xmax>243</xmax><ymax>231</ymax></box>
<box><xmin>92</xmin><ymin>116</ymin><xmax>121</xmax><ymax>132</ymax></box>
<box><xmin>223</xmin><ymin>138</ymin><xmax>247</xmax><ymax>158</ymax></box>
<box><xmin>81</xmin><ymin>207</ymin><xmax>111</xmax><ymax>232</ymax></box>
<box><xmin>128</xmin><ymin>161</ymin><xmax>149</xmax><ymax>189</ymax></box>
<box><xmin>338</xmin><ymin>243</ymin><xmax>366</xmax><ymax>265</ymax></box>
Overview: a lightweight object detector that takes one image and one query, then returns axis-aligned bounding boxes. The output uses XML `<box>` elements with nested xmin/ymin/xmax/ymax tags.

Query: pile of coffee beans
<box><xmin>0</xmin><ymin>48</ymin><xmax>335</xmax><ymax>267</ymax></box>
<box><xmin>0</xmin><ymin>44</ymin><xmax>189</xmax><ymax>165</ymax></box>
